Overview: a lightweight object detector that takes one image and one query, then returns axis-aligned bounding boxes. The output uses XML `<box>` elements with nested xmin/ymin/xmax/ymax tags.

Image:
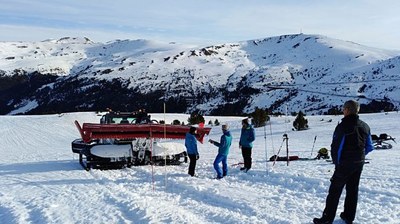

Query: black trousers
<box><xmin>322</xmin><ymin>163</ymin><xmax>364</xmax><ymax>222</ymax></box>
<box><xmin>241</xmin><ymin>147</ymin><xmax>252</xmax><ymax>169</ymax></box>
<box><xmin>188</xmin><ymin>154</ymin><xmax>197</xmax><ymax>176</ymax></box>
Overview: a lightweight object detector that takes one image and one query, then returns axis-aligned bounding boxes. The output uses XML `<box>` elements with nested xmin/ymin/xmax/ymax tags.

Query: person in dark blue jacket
<box><xmin>239</xmin><ymin>118</ymin><xmax>255</xmax><ymax>172</ymax></box>
<box><xmin>314</xmin><ymin>100</ymin><xmax>374</xmax><ymax>224</ymax></box>
<box><xmin>185</xmin><ymin>127</ymin><xmax>199</xmax><ymax>177</ymax></box>
<box><xmin>209</xmin><ymin>124</ymin><xmax>232</xmax><ymax>179</ymax></box>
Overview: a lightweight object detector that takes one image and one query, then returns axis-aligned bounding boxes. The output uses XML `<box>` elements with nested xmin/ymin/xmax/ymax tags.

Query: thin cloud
<box><xmin>0</xmin><ymin>0</ymin><xmax>399</xmax><ymax>50</ymax></box>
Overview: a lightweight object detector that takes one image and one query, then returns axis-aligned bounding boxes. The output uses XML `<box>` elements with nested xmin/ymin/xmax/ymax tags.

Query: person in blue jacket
<box><xmin>185</xmin><ymin>127</ymin><xmax>199</xmax><ymax>177</ymax></box>
<box><xmin>209</xmin><ymin>124</ymin><xmax>232</xmax><ymax>179</ymax></box>
<box><xmin>239</xmin><ymin>118</ymin><xmax>255</xmax><ymax>172</ymax></box>
<box><xmin>314</xmin><ymin>100</ymin><xmax>374</xmax><ymax>224</ymax></box>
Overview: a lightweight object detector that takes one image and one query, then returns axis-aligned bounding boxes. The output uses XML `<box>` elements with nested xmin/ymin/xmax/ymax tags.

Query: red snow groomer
<box><xmin>72</xmin><ymin>111</ymin><xmax>211</xmax><ymax>170</ymax></box>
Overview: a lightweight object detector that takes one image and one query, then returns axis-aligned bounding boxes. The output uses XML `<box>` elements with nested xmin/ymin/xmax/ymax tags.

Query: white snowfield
<box><xmin>0</xmin><ymin>112</ymin><xmax>399</xmax><ymax>224</ymax></box>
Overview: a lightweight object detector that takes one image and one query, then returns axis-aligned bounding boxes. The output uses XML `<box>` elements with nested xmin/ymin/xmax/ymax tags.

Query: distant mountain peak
<box><xmin>55</xmin><ymin>36</ymin><xmax>94</xmax><ymax>44</ymax></box>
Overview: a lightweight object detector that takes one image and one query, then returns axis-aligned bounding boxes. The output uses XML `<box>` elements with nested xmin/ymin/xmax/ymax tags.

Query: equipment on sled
<box><xmin>371</xmin><ymin>133</ymin><xmax>396</xmax><ymax>150</ymax></box>
<box><xmin>269</xmin><ymin>155</ymin><xmax>299</xmax><ymax>161</ymax></box>
<box><xmin>72</xmin><ymin>111</ymin><xmax>211</xmax><ymax>170</ymax></box>
<box><xmin>269</xmin><ymin>147</ymin><xmax>330</xmax><ymax>162</ymax></box>
<box><xmin>315</xmin><ymin>147</ymin><xmax>330</xmax><ymax>160</ymax></box>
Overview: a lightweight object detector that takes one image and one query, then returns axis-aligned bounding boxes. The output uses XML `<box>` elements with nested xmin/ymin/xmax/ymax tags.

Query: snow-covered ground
<box><xmin>0</xmin><ymin>112</ymin><xmax>399</xmax><ymax>224</ymax></box>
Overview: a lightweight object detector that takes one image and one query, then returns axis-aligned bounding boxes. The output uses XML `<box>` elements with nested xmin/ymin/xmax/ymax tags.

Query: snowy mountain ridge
<box><xmin>1</xmin><ymin>34</ymin><xmax>399</xmax><ymax>115</ymax></box>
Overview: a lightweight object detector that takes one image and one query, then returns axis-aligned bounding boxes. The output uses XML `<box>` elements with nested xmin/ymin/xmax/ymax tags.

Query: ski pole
<box><xmin>310</xmin><ymin>135</ymin><xmax>317</xmax><ymax>158</ymax></box>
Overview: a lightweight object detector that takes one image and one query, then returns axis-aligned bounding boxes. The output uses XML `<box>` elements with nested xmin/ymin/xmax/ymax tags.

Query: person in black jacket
<box><xmin>313</xmin><ymin>100</ymin><xmax>374</xmax><ymax>224</ymax></box>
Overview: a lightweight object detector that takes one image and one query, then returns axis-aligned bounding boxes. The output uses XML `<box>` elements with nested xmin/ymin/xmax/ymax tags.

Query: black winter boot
<box><xmin>313</xmin><ymin>217</ymin><xmax>332</xmax><ymax>224</ymax></box>
<box><xmin>340</xmin><ymin>212</ymin><xmax>353</xmax><ymax>224</ymax></box>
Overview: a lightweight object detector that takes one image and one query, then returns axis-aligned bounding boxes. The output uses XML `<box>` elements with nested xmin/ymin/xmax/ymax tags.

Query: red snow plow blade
<box><xmin>75</xmin><ymin>120</ymin><xmax>211</xmax><ymax>143</ymax></box>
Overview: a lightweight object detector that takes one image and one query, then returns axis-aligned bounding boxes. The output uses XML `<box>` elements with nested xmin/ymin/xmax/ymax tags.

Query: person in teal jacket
<box><xmin>209</xmin><ymin>124</ymin><xmax>232</xmax><ymax>179</ymax></box>
<box><xmin>185</xmin><ymin>127</ymin><xmax>199</xmax><ymax>177</ymax></box>
<box><xmin>239</xmin><ymin>118</ymin><xmax>255</xmax><ymax>172</ymax></box>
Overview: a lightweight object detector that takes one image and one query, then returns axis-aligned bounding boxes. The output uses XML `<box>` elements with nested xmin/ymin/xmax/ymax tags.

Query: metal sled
<box><xmin>371</xmin><ymin>133</ymin><xmax>396</xmax><ymax>150</ymax></box>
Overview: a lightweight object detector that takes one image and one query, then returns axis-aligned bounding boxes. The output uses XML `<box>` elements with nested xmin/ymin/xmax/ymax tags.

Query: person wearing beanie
<box><xmin>185</xmin><ymin>126</ymin><xmax>199</xmax><ymax>177</ymax></box>
<box><xmin>239</xmin><ymin>118</ymin><xmax>255</xmax><ymax>172</ymax></box>
<box><xmin>209</xmin><ymin>124</ymin><xmax>232</xmax><ymax>179</ymax></box>
<box><xmin>313</xmin><ymin>100</ymin><xmax>374</xmax><ymax>224</ymax></box>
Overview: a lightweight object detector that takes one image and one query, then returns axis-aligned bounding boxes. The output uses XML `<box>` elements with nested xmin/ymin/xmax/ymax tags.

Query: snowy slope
<box><xmin>1</xmin><ymin>34</ymin><xmax>400</xmax><ymax>115</ymax></box>
<box><xmin>0</xmin><ymin>112</ymin><xmax>399</xmax><ymax>223</ymax></box>
<box><xmin>0</xmin><ymin>37</ymin><xmax>93</xmax><ymax>75</ymax></box>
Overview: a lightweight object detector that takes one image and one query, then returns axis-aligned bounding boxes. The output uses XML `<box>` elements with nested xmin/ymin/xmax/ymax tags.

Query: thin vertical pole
<box><xmin>264</xmin><ymin>124</ymin><xmax>268</xmax><ymax>175</ymax></box>
<box><xmin>150</xmin><ymin>136</ymin><xmax>155</xmax><ymax>192</ymax></box>
<box><xmin>164</xmin><ymin>103</ymin><xmax>167</xmax><ymax>187</ymax></box>
<box><xmin>285</xmin><ymin>134</ymin><xmax>289</xmax><ymax>166</ymax></box>
<box><xmin>285</xmin><ymin>104</ymin><xmax>289</xmax><ymax>166</ymax></box>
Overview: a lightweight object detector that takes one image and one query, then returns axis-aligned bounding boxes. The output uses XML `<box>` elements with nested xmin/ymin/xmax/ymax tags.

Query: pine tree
<box><xmin>188</xmin><ymin>112</ymin><xmax>205</xmax><ymax>125</ymax></box>
<box><xmin>251</xmin><ymin>107</ymin><xmax>269</xmax><ymax>128</ymax></box>
<box><xmin>214</xmin><ymin>119</ymin><xmax>220</xmax><ymax>126</ymax></box>
<box><xmin>293</xmin><ymin>110</ymin><xmax>309</xmax><ymax>131</ymax></box>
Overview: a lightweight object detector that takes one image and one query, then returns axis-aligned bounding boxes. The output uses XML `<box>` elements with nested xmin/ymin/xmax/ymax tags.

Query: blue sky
<box><xmin>1</xmin><ymin>0</ymin><xmax>399</xmax><ymax>50</ymax></box>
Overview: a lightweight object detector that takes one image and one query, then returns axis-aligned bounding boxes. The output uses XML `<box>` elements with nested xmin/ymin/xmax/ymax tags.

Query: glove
<box><xmin>196</xmin><ymin>155</ymin><xmax>199</xmax><ymax>160</ymax></box>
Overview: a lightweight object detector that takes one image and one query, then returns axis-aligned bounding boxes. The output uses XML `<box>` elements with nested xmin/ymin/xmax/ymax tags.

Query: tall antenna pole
<box><xmin>285</xmin><ymin>103</ymin><xmax>289</xmax><ymax>166</ymax></box>
<box><xmin>162</xmin><ymin>88</ymin><xmax>168</xmax><ymax>189</ymax></box>
<box><xmin>164</xmin><ymin>102</ymin><xmax>167</xmax><ymax>188</ymax></box>
<box><xmin>150</xmin><ymin>134</ymin><xmax>155</xmax><ymax>192</ymax></box>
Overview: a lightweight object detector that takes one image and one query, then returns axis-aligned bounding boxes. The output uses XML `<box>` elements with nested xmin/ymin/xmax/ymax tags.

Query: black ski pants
<box><xmin>241</xmin><ymin>147</ymin><xmax>252</xmax><ymax>169</ymax></box>
<box><xmin>188</xmin><ymin>154</ymin><xmax>197</xmax><ymax>176</ymax></box>
<box><xmin>322</xmin><ymin>163</ymin><xmax>364</xmax><ymax>222</ymax></box>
